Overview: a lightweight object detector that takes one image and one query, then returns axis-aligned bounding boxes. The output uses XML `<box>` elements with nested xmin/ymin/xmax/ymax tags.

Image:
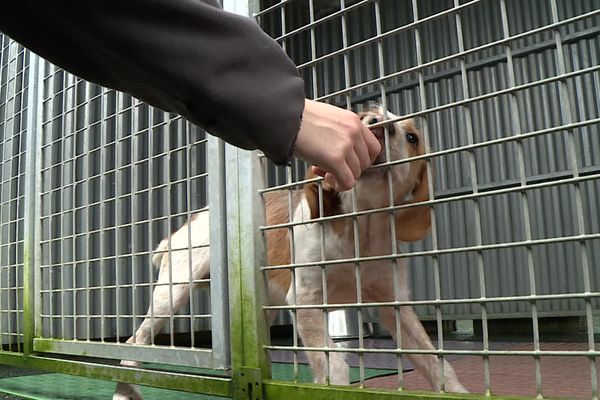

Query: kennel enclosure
<box><xmin>1</xmin><ymin>0</ymin><xmax>600</xmax><ymax>399</ymax></box>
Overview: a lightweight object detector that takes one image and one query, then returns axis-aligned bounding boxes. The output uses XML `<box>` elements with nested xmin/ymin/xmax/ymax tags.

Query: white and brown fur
<box><xmin>113</xmin><ymin>108</ymin><xmax>466</xmax><ymax>399</ymax></box>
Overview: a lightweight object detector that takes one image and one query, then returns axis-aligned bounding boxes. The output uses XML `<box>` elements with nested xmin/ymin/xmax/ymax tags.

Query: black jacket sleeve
<box><xmin>0</xmin><ymin>0</ymin><xmax>305</xmax><ymax>164</ymax></box>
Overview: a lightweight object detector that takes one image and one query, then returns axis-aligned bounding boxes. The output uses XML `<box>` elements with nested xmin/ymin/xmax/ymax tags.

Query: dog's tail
<box><xmin>152</xmin><ymin>238</ymin><xmax>169</xmax><ymax>268</ymax></box>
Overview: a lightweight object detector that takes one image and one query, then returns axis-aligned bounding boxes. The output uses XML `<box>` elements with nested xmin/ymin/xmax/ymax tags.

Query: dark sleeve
<box><xmin>0</xmin><ymin>0</ymin><xmax>305</xmax><ymax>164</ymax></box>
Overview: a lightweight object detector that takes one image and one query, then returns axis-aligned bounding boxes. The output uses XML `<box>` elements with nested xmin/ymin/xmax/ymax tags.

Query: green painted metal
<box><xmin>262</xmin><ymin>381</ymin><xmax>566</xmax><ymax>400</ymax></box>
<box><xmin>0</xmin><ymin>351</ymin><xmax>232</xmax><ymax>398</ymax></box>
<box><xmin>225</xmin><ymin>146</ymin><xmax>271</xmax><ymax>377</ymax></box>
<box><xmin>233</xmin><ymin>367</ymin><xmax>263</xmax><ymax>400</ymax></box>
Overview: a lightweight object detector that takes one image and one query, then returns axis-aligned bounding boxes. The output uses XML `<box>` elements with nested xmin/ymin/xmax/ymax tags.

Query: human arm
<box><xmin>0</xmin><ymin>0</ymin><xmax>304</xmax><ymax>164</ymax></box>
<box><xmin>0</xmin><ymin>0</ymin><xmax>380</xmax><ymax>188</ymax></box>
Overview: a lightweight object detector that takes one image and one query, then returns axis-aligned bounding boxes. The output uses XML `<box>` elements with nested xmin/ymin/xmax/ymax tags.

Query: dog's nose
<box><xmin>367</xmin><ymin>114</ymin><xmax>382</xmax><ymax>125</ymax></box>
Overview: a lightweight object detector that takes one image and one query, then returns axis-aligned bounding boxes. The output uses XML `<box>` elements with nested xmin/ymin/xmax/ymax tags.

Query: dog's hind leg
<box><xmin>112</xmin><ymin>266</ymin><xmax>200</xmax><ymax>399</ymax></box>
<box><xmin>114</xmin><ymin>212</ymin><xmax>211</xmax><ymax>400</ymax></box>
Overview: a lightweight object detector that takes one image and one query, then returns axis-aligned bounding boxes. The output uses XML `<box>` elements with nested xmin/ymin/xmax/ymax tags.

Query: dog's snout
<box><xmin>368</xmin><ymin>116</ymin><xmax>380</xmax><ymax>125</ymax></box>
<box><xmin>366</xmin><ymin>114</ymin><xmax>382</xmax><ymax>125</ymax></box>
<box><xmin>362</xmin><ymin>113</ymin><xmax>385</xmax><ymax>141</ymax></box>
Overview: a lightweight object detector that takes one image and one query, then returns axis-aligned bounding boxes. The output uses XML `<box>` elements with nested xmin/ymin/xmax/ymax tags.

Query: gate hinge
<box><xmin>233</xmin><ymin>367</ymin><xmax>263</xmax><ymax>400</ymax></box>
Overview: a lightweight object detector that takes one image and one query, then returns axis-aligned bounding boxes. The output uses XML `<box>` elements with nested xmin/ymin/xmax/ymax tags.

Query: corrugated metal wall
<box><xmin>261</xmin><ymin>0</ymin><xmax>600</xmax><ymax>320</ymax></box>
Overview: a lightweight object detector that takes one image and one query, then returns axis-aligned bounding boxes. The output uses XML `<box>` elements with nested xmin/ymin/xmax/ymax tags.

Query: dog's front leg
<box><xmin>291</xmin><ymin>268</ymin><xmax>350</xmax><ymax>386</ymax></box>
<box><xmin>378</xmin><ymin>306</ymin><xmax>467</xmax><ymax>393</ymax></box>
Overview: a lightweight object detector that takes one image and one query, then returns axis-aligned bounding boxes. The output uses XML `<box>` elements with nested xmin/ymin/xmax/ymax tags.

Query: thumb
<box><xmin>311</xmin><ymin>165</ymin><xmax>327</xmax><ymax>177</ymax></box>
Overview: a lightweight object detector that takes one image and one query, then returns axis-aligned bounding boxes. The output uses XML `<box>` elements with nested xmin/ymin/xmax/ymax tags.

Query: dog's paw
<box><xmin>113</xmin><ymin>382</ymin><xmax>143</xmax><ymax>400</ymax></box>
<box><xmin>445</xmin><ymin>381</ymin><xmax>468</xmax><ymax>393</ymax></box>
<box><xmin>328</xmin><ymin>354</ymin><xmax>350</xmax><ymax>386</ymax></box>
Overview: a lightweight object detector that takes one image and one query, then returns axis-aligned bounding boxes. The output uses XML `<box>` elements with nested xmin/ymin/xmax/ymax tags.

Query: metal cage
<box><xmin>0</xmin><ymin>0</ymin><xmax>599</xmax><ymax>399</ymax></box>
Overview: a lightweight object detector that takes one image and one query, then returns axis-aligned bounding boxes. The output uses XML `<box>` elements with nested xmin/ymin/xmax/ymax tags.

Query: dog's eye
<box><xmin>406</xmin><ymin>132</ymin><xmax>418</xmax><ymax>146</ymax></box>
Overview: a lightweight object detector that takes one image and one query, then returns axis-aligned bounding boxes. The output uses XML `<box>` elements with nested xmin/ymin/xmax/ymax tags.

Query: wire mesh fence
<box><xmin>0</xmin><ymin>31</ymin><xmax>232</xmax><ymax>373</ymax></box>
<box><xmin>34</xmin><ymin>60</ymin><xmax>232</xmax><ymax>369</ymax></box>
<box><xmin>257</xmin><ymin>0</ymin><xmax>600</xmax><ymax>397</ymax></box>
<box><xmin>0</xmin><ymin>0</ymin><xmax>599</xmax><ymax>399</ymax></box>
<box><xmin>0</xmin><ymin>36</ymin><xmax>29</xmax><ymax>352</ymax></box>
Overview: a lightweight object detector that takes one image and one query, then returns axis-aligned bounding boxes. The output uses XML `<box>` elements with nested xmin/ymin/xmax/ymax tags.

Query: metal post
<box><xmin>208</xmin><ymin>135</ymin><xmax>230</xmax><ymax>369</ymax></box>
<box><xmin>222</xmin><ymin>1</ymin><xmax>271</xmax><ymax>395</ymax></box>
<box><xmin>23</xmin><ymin>52</ymin><xmax>42</xmax><ymax>356</ymax></box>
<box><xmin>225</xmin><ymin>144</ymin><xmax>270</xmax><ymax>376</ymax></box>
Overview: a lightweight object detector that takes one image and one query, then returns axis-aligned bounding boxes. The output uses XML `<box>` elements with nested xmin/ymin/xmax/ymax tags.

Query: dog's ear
<box><xmin>303</xmin><ymin>167</ymin><xmax>341</xmax><ymax>220</ymax></box>
<box><xmin>395</xmin><ymin>162</ymin><xmax>432</xmax><ymax>242</ymax></box>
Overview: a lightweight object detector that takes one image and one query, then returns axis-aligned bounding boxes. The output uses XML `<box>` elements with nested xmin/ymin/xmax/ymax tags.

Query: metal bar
<box><xmin>411</xmin><ymin>1</ymin><xmax>447</xmax><ymax>391</ymax></box>
<box><xmin>11</xmin><ymin>48</ymin><xmax>25</xmax><ymax>351</ymax></box>
<box><xmin>262</xmin><ymin>290</ymin><xmax>600</xmax><ymax>310</ymax></box>
<box><xmin>252</xmin><ymin>0</ymin><xmax>293</xmax><ymax>18</ymax></box>
<box><xmin>263</xmin><ymin>380</ymin><xmax>537</xmax><ymax>400</ymax></box>
<box><xmin>225</xmin><ymin>143</ymin><xmax>270</xmax><ymax>375</ymax></box>
<box><xmin>264</xmin><ymin>345</ymin><xmax>600</xmax><ymax>357</ymax></box>
<box><xmin>34</xmin><ymin>59</ymin><xmax>45</xmax><ymax>340</ymax></box>
<box><xmin>548</xmin><ymin>2</ymin><xmax>597</xmax><ymax>399</ymax></box>
<box><xmin>184</xmin><ymin>120</ymin><xmax>195</xmax><ymax>350</ymax></box>
<box><xmin>22</xmin><ymin>51</ymin><xmax>42</xmax><ymax>355</ymax></box>
<box><xmin>83</xmin><ymin>80</ymin><xmax>91</xmax><ymax>342</ymax></box>
<box><xmin>208</xmin><ymin>135</ymin><xmax>230</xmax><ymax>370</ymax></box>
<box><xmin>37</xmin><ymin>280</ymin><xmax>211</xmax><ymax>292</ymax></box>
<box><xmin>58</xmin><ymin>72</ymin><xmax>70</xmax><ymax>341</ymax></box>
<box><xmin>133</xmin><ymin>99</ymin><xmax>145</xmax><ymax>345</ymax></box>
<box><xmin>45</xmin><ymin>63</ymin><xmax>57</xmax><ymax>341</ymax></box>
<box><xmin>497</xmin><ymin>1</ymin><xmax>541</xmax><ymax>396</ymax></box>
<box><xmin>163</xmin><ymin>114</ymin><xmax>176</xmax><ymax>348</ymax></box>
<box><xmin>371</xmin><ymin>0</ymin><xmax>407</xmax><ymax>389</ymax></box>
<box><xmin>0</xmin><ymin>351</ymin><xmax>232</xmax><ymax>398</ymax></box>
<box><xmin>33</xmin><ymin>338</ymin><xmax>215</xmax><ymax>368</ymax></box>
<box><xmin>453</xmin><ymin>0</ymin><xmax>489</xmax><ymax>393</ymax></box>
<box><xmin>114</xmin><ymin>90</ymin><xmax>123</xmax><ymax>343</ymax></box>
<box><xmin>0</xmin><ymin>36</ymin><xmax>10</xmax><ymax>350</ymax></box>
<box><xmin>99</xmin><ymin>87</ymin><xmax>107</xmax><ymax>343</ymax></box>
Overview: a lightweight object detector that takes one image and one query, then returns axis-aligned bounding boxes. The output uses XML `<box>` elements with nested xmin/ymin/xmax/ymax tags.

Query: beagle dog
<box><xmin>113</xmin><ymin>107</ymin><xmax>467</xmax><ymax>399</ymax></box>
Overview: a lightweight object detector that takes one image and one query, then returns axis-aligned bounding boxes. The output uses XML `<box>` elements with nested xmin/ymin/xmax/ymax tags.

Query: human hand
<box><xmin>293</xmin><ymin>99</ymin><xmax>381</xmax><ymax>191</ymax></box>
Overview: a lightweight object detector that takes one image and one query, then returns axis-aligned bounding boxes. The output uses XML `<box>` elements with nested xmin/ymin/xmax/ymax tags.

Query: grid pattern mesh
<box><xmin>0</xmin><ymin>35</ymin><xmax>28</xmax><ymax>351</ymax></box>
<box><xmin>257</xmin><ymin>0</ymin><xmax>600</xmax><ymax>397</ymax></box>
<box><xmin>37</xmin><ymin>60</ymin><xmax>213</xmax><ymax>362</ymax></box>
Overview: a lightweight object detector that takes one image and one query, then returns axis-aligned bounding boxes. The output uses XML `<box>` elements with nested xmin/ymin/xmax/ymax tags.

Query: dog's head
<box><xmin>303</xmin><ymin>106</ymin><xmax>432</xmax><ymax>241</ymax></box>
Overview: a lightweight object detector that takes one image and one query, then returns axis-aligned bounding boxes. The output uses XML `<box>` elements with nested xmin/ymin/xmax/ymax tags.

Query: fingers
<box><xmin>361</xmin><ymin>123</ymin><xmax>381</xmax><ymax>163</ymax></box>
<box><xmin>293</xmin><ymin>99</ymin><xmax>383</xmax><ymax>192</ymax></box>
<box><xmin>334</xmin><ymin>151</ymin><xmax>359</xmax><ymax>191</ymax></box>
<box><xmin>311</xmin><ymin>165</ymin><xmax>326</xmax><ymax>177</ymax></box>
<box><xmin>352</xmin><ymin>122</ymin><xmax>371</xmax><ymax>171</ymax></box>
<box><xmin>313</xmin><ymin>163</ymin><xmax>356</xmax><ymax>192</ymax></box>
